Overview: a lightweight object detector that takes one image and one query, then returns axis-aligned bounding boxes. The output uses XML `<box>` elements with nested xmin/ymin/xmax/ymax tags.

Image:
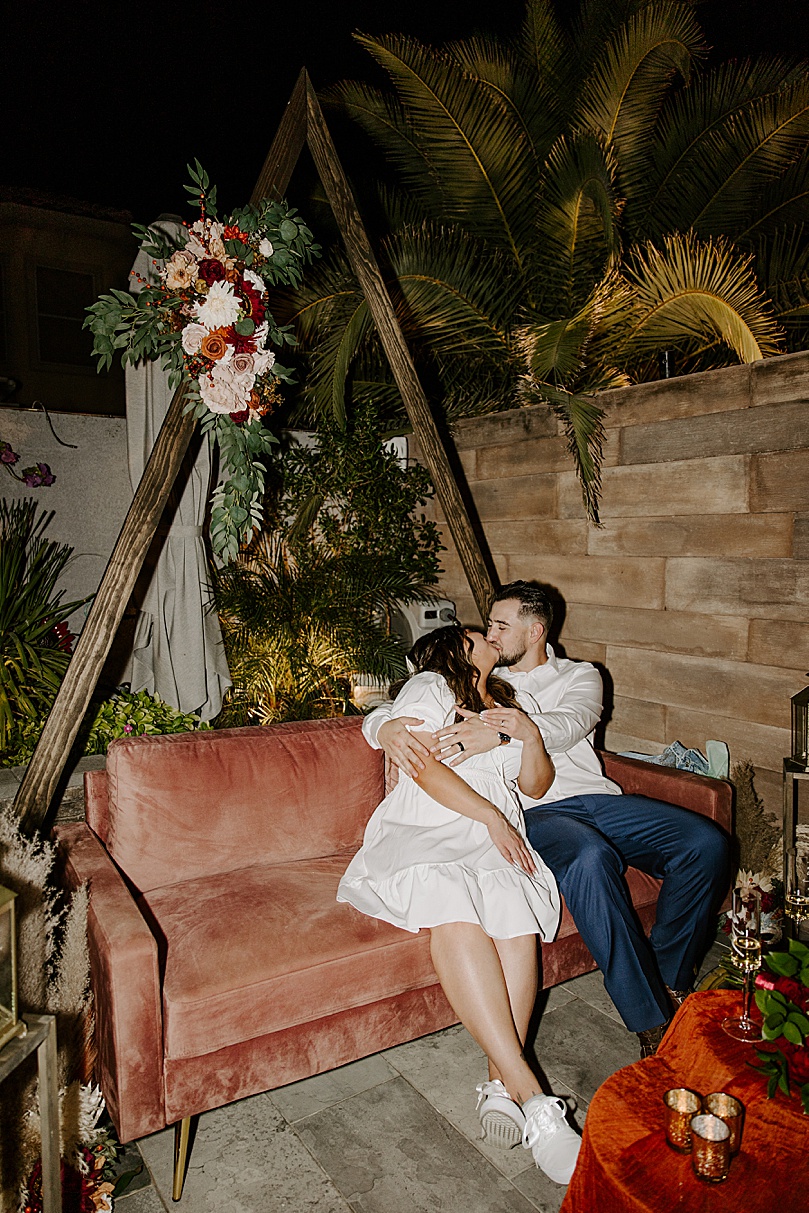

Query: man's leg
<box><xmin>524</xmin><ymin>800</ymin><xmax>672</xmax><ymax>1033</ymax></box>
<box><xmin>582</xmin><ymin>793</ymin><xmax>730</xmax><ymax>992</ymax></box>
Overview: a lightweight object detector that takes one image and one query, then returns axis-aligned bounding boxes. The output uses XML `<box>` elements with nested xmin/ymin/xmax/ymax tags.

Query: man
<box><xmin>362</xmin><ymin>581</ymin><xmax>729</xmax><ymax>1059</ymax></box>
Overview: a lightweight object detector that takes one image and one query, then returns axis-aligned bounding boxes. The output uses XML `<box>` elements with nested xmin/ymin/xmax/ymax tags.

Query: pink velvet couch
<box><xmin>54</xmin><ymin>716</ymin><xmax>731</xmax><ymax>1195</ymax></box>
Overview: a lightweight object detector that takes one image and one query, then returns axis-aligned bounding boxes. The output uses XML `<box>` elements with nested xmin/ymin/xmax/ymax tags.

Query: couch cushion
<box><xmin>139</xmin><ymin>855</ymin><xmax>438</xmax><ymax>1060</ymax></box>
<box><xmin>106</xmin><ymin>717</ymin><xmax>384</xmax><ymax>892</ymax></box>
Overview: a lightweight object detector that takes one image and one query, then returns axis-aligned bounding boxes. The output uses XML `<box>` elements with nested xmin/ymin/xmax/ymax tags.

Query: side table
<box><xmin>0</xmin><ymin>1014</ymin><xmax>62</xmax><ymax>1213</ymax></box>
<box><xmin>560</xmin><ymin>990</ymin><xmax>809</xmax><ymax>1212</ymax></box>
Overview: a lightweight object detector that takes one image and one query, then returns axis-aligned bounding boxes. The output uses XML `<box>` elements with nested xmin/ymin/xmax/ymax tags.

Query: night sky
<box><xmin>3</xmin><ymin>0</ymin><xmax>805</xmax><ymax>224</ymax></box>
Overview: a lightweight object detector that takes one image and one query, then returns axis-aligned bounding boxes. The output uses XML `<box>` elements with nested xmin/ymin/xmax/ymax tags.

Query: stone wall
<box><xmin>421</xmin><ymin>349</ymin><xmax>809</xmax><ymax>819</ymax></box>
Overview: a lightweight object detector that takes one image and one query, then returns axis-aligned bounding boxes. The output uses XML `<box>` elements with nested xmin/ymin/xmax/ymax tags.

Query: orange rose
<box><xmin>200</xmin><ymin>329</ymin><xmax>230</xmax><ymax>362</ymax></box>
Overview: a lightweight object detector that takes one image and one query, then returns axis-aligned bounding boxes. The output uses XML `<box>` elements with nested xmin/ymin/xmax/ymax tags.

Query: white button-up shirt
<box><xmin>362</xmin><ymin>644</ymin><xmax>621</xmax><ymax>807</ymax></box>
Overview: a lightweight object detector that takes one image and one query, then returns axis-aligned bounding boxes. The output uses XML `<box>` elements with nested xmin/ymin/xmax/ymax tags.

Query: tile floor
<box><xmin>111</xmin><ymin>941</ymin><xmax>730</xmax><ymax>1213</ymax></box>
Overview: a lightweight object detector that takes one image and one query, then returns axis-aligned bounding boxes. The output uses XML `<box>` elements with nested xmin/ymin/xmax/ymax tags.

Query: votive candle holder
<box><xmin>702</xmin><ymin>1092</ymin><xmax>744</xmax><ymax>1154</ymax></box>
<box><xmin>663</xmin><ymin>1088</ymin><xmax>701</xmax><ymax>1151</ymax></box>
<box><xmin>690</xmin><ymin>1113</ymin><xmax>731</xmax><ymax>1182</ymax></box>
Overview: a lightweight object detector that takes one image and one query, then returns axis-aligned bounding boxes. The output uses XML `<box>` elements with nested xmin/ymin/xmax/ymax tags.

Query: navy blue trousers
<box><xmin>523</xmin><ymin>794</ymin><xmax>729</xmax><ymax>1033</ymax></box>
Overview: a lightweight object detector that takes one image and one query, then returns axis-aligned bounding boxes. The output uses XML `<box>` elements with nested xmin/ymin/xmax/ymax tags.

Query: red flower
<box><xmin>227</xmin><ymin>327</ymin><xmax>257</xmax><ymax>354</ymax></box>
<box><xmin>224</xmin><ymin>225</ymin><xmax>248</xmax><ymax>243</ymax></box>
<box><xmin>53</xmin><ymin>621</ymin><xmax>74</xmax><ymax>653</ymax></box>
<box><xmin>782</xmin><ymin>1040</ymin><xmax>809</xmax><ymax>1084</ymax></box>
<box><xmin>757</xmin><ymin>973</ymin><xmax>809</xmax><ymax>1013</ymax></box>
<box><xmin>238</xmin><ymin>277</ymin><xmax>265</xmax><ymax>325</ymax></box>
<box><xmin>197</xmin><ymin>258</ymin><xmax>227</xmax><ymax>284</ymax></box>
<box><xmin>229</xmin><ymin>408</ymin><xmax>250</xmax><ymax>425</ymax></box>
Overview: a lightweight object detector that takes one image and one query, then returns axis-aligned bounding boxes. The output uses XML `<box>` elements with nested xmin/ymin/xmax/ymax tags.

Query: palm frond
<box><xmin>575</xmin><ymin>2</ymin><xmax>705</xmax><ymax>191</ymax></box>
<box><xmin>670</xmin><ymin>76</ymin><xmax>809</xmax><ymax>237</ymax></box>
<box><xmin>735</xmin><ymin>155</ymin><xmax>809</xmax><ymax>243</ymax></box>
<box><xmin>533</xmin><ymin>132</ymin><xmax>624</xmax><ymax>313</ymax></box>
<box><xmin>619</xmin><ymin>232</ymin><xmax>784</xmax><ymax>363</ymax></box>
<box><xmin>751</xmin><ymin>224</ymin><xmax>809</xmax><ymax>350</ymax></box>
<box><xmin>519</xmin><ymin>0</ymin><xmax>572</xmax><ymax>105</ymax></box>
<box><xmin>637</xmin><ymin>57</ymin><xmax>808</xmax><ymax>238</ymax></box>
<box><xmin>348</xmin><ymin>32</ymin><xmax>542</xmax><ymax>261</ymax></box>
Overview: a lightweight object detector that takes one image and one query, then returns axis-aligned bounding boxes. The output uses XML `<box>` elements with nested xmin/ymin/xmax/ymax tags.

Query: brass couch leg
<box><xmin>172</xmin><ymin>1116</ymin><xmax>192</xmax><ymax>1201</ymax></box>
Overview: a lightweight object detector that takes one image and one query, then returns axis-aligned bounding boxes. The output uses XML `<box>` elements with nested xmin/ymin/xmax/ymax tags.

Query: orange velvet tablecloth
<box><xmin>560</xmin><ymin>990</ymin><xmax>809</xmax><ymax>1213</ymax></box>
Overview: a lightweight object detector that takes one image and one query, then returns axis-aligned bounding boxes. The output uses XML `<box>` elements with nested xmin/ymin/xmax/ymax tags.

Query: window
<box><xmin>35</xmin><ymin>266</ymin><xmax>96</xmax><ymax>367</ymax></box>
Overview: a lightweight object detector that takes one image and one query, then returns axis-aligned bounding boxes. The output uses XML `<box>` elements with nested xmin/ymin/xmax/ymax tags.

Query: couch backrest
<box><xmin>102</xmin><ymin>717</ymin><xmax>385</xmax><ymax>893</ymax></box>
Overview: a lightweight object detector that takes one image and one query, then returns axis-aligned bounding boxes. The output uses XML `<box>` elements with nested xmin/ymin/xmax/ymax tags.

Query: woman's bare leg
<box><xmin>429</xmin><ymin>922</ymin><xmax>541</xmax><ymax>1104</ymax></box>
<box><xmin>487</xmin><ymin>935</ymin><xmax>539</xmax><ymax>1085</ymax></box>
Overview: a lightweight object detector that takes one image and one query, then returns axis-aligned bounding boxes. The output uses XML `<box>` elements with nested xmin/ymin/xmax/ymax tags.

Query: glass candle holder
<box><xmin>663</xmin><ymin>1088</ymin><xmax>701</xmax><ymax>1151</ymax></box>
<box><xmin>702</xmin><ymin>1092</ymin><xmax>744</xmax><ymax>1154</ymax></box>
<box><xmin>690</xmin><ymin>1113</ymin><xmax>731</xmax><ymax>1182</ymax></box>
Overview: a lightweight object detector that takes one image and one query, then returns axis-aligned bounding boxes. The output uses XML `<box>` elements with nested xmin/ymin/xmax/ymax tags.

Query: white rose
<box><xmin>259</xmin><ymin>238</ymin><xmax>274</xmax><ymax>257</ymax></box>
<box><xmin>253</xmin><ymin>349</ymin><xmax>276</xmax><ymax>376</ymax></box>
<box><xmin>198</xmin><ymin>362</ymin><xmax>254</xmax><ymax>414</ymax></box>
<box><xmin>231</xmin><ymin>352</ymin><xmax>255</xmax><ymax>376</ymax></box>
<box><xmin>195</xmin><ymin>281</ymin><xmax>241</xmax><ymax>330</ymax></box>
<box><xmin>181</xmin><ymin>322</ymin><xmax>207</xmax><ymax>355</ymax></box>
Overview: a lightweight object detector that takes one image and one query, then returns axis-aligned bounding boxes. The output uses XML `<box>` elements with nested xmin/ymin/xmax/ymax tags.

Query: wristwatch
<box><xmin>498</xmin><ymin>731</ymin><xmax>511</xmax><ymax>745</ymax></box>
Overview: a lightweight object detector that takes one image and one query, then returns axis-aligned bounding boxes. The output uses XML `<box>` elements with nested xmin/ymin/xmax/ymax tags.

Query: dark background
<box><xmin>2</xmin><ymin>0</ymin><xmax>805</xmax><ymax>223</ymax></box>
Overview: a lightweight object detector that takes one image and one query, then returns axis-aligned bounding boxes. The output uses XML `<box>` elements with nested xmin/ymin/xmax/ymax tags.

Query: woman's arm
<box><xmin>409</xmin><ymin>731</ymin><xmax>537</xmax><ymax>875</ymax></box>
<box><xmin>466</xmin><ymin>708</ymin><xmax>555</xmax><ymax>800</ymax></box>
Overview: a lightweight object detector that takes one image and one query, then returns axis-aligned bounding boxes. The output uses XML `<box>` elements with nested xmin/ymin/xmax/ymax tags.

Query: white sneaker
<box><xmin>521</xmin><ymin>1094</ymin><xmax>581</xmax><ymax>1185</ymax></box>
<box><xmin>475</xmin><ymin>1079</ymin><xmax>526</xmax><ymax>1148</ymax></box>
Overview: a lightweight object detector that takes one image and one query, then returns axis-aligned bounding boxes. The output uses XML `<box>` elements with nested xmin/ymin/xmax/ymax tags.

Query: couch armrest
<box><xmin>599</xmin><ymin>751</ymin><xmax>732</xmax><ymax>835</ymax></box>
<box><xmin>54</xmin><ymin>823</ymin><xmax>165</xmax><ymax>1142</ymax></box>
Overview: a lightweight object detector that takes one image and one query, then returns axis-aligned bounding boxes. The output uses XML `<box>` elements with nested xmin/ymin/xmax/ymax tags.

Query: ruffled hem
<box><xmin>337</xmin><ymin>859</ymin><xmax>560</xmax><ymax>941</ymax></box>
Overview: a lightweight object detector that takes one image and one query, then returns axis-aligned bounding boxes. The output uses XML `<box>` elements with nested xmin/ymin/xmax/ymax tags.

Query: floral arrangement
<box><xmin>84</xmin><ymin>162</ymin><xmax>319</xmax><ymax>561</ymax></box>
<box><xmin>1</xmin><ymin>440</ymin><xmax>55</xmax><ymax>487</ymax></box>
<box><xmin>734</xmin><ymin>869</ymin><xmax>783</xmax><ymax>942</ymax></box>
<box><xmin>753</xmin><ymin>937</ymin><xmax>809</xmax><ymax>1114</ymax></box>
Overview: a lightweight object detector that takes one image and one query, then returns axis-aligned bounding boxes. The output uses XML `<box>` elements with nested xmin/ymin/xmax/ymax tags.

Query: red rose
<box><xmin>229</xmin><ymin>408</ymin><xmax>249</xmax><ymax>425</ymax></box>
<box><xmin>783</xmin><ymin>1040</ymin><xmax>809</xmax><ymax>1085</ymax></box>
<box><xmin>197</xmin><ymin>258</ymin><xmax>227</xmax><ymax>284</ymax></box>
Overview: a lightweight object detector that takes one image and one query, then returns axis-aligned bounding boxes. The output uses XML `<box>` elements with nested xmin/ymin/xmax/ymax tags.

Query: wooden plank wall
<box><xmin>419</xmin><ymin>349</ymin><xmax>809</xmax><ymax>819</ymax></box>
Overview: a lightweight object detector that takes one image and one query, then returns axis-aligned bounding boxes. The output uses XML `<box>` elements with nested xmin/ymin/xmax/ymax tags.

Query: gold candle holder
<box><xmin>663</xmin><ymin>1088</ymin><xmax>701</xmax><ymax>1151</ymax></box>
<box><xmin>690</xmin><ymin>1113</ymin><xmax>731</xmax><ymax>1182</ymax></box>
<box><xmin>702</xmin><ymin>1092</ymin><xmax>744</xmax><ymax>1154</ymax></box>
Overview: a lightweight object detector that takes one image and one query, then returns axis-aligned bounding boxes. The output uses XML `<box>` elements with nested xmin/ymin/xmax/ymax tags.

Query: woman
<box><xmin>338</xmin><ymin>625</ymin><xmax>581</xmax><ymax>1185</ymax></box>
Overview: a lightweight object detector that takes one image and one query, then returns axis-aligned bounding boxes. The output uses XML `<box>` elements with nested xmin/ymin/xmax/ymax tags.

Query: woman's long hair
<box><xmin>390</xmin><ymin>624</ymin><xmax>521</xmax><ymax>714</ymax></box>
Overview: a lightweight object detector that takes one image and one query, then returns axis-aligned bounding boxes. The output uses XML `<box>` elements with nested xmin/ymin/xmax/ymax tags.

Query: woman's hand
<box><xmin>486</xmin><ymin>811</ymin><xmax>537</xmax><ymax>876</ymax></box>
<box><xmin>430</xmin><ymin>708</ymin><xmax>499</xmax><ymax>766</ymax></box>
<box><xmin>479</xmin><ymin>706</ymin><xmax>540</xmax><ymax>746</ymax></box>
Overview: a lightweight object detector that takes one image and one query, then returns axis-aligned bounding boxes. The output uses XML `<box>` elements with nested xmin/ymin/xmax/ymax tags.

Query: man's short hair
<box><xmin>491</xmin><ymin>581</ymin><xmax>553</xmax><ymax>634</ymax></box>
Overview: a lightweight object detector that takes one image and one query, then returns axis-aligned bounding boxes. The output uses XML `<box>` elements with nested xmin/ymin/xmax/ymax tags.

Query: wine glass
<box><xmin>722</xmin><ymin>889</ymin><xmax>762</xmax><ymax>1041</ymax></box>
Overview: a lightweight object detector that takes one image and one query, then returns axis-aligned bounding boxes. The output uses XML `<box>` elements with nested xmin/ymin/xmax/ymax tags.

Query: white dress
<box><xmin>337</xmin><ymin>672</ymin><xmax>561</xmax><ymax>940</ymax></box>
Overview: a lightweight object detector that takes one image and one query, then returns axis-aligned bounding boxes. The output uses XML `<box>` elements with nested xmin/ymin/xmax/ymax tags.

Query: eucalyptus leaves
<box><xmin>84</xmin><ymin>163</ymin><xmax>319</xmax><ymax>560</ymax></box>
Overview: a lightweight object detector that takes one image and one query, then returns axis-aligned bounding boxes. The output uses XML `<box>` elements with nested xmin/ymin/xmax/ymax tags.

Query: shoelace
<box><xmin>475</xmin><ymin>1079</ymin><xmax>508</xmax><ymax>1111</ymax></box>
<box><xmin>522</xmin><ymin>1098</ymin><xmax>567</xmax><ymax>1148</ymax></box>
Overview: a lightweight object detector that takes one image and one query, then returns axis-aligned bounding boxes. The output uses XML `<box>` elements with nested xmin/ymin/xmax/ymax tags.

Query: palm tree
<box><xmin>281</xmin><ymin>0</ymin><xmax>809</xmax><ymax>519</ymax></box>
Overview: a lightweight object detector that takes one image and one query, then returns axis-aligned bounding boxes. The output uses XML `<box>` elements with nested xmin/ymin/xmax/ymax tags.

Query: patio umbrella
<box><xmin>123</xmin><ymin>218</ymin><xmax>232</xmax><ymax>719</ymax></box>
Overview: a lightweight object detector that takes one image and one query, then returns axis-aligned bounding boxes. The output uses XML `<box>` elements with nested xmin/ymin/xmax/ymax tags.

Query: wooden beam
<box><xmin>13</xmin><ymin>83</ymin><xmax>311</xmax><ymax>835</ymax></box>
<box><xmin>303</xmin><ymin>81</ymin><xmax>496</xmax><ymax>619</ymax></box>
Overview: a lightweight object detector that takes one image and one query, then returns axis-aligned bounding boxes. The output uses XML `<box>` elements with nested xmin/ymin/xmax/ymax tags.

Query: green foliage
<box><xmin>0</xmin><ymin>499</ymin><xmax>89</xmax><ymax>751</ymax></box>
<box><xmin>281</xmin><ymin>0</ymin><xmax>809</xmax><ymax>520</ymax></box>
<box><xmin>752</xmin><ymin>939</ymin><xmax>809</xmax><ymax>1113</ymax></box>
<box><xmin>215</xmin><ymin>405</ymin><xmax>442</xmax><ymax>725</ymax></box>
<box><xmin>83</xmin><ymin>167</ymin><xmax>319</xmax><ymax>561</ymax></box>
<box><xmin>2</xmin><ymin>690</ymin><xmax>211</xmax><ymax>768</ymax></box>
<box><xmin>80</xmin><ymin>690</ymin><xmax>211</xmax><ymax>755</ymax></box>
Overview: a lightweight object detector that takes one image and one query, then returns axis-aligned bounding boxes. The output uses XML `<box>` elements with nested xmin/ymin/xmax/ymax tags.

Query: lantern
<box><xmin>0</xmin><ymin>884</ymin><xmax>23</xmax><ymax>1050</ymax></box>
<box><xmin>791</xmin><ymin>680</ymin><xmax>809</xmax><ymax>770</ymax></box>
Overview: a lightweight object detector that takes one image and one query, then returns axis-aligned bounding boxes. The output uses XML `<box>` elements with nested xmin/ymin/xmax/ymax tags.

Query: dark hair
<box><xmin>491</xmin><ymin>580</ymin><xmax>553</xmax><ymax>635</ymax></box>
<box><xmin>390</xmin><ymin>624</ymin><xmax>521</xmax><ymax>714</ymax></box>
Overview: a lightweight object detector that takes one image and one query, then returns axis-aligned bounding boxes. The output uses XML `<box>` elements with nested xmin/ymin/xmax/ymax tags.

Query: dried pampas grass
<box><xmin>0</xmin><ymin>806</ymin><xmax>97</xmax><ymax>1210</ymax></box>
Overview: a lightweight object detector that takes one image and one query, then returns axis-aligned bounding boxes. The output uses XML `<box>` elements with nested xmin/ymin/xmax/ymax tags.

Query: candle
<box><xmin>690</xmin><ymin>1113</ymin><xmax>731</xmax><ymax>1182</ymax></box>
<box><xmin>663</xmin><ymin>1088</ymin><xmax>701</xmax><ymax>1151</ymax></box>
<box><xmin>702</xmin><ymin>1092</ymin><xmax>744</xmax><ymax>1154</ymax></box>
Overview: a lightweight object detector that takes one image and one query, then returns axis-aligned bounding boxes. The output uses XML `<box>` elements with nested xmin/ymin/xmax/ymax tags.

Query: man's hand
<box><xmin>431</xmin><ymin>709</ymin><xmax>499</xmax><ymax>767</ymax></box>
<box><xmin>377</xmin><ymin>718</ymin><xmax>430</xmax><ymax>779</ymax></box>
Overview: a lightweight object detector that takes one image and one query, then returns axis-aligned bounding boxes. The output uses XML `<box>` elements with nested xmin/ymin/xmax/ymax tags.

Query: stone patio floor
<box><xmin>108</xmin><ymin>939</ymin><xmax>730</xmax><ymax>1213</ymax></box>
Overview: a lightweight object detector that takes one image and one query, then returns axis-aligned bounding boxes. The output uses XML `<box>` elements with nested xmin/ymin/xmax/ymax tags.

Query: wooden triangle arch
<box><xmin>14</xmin><ymin>68</ymin><xmax>496</xmax><ymax>834</ymax></box>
